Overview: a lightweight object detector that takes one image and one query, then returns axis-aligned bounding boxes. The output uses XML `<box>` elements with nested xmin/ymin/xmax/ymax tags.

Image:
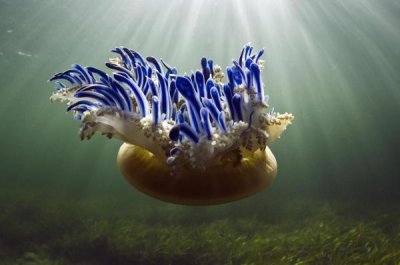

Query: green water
<box><xmin>0</xmin><ymin>0</ymin><xmax>399</xmax><ymax>264</ymax></box>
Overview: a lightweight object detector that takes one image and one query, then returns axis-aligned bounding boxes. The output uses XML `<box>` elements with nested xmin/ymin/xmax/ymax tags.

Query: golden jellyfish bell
<box><xmin>49</xmin><ymin>44</ymin><xmax>294</xmax><ymax>205</ymax></box>
<box><xmin>117</xmin><ymin>144</ymin><xmax>277</xmax><ymax>205</ymax></box>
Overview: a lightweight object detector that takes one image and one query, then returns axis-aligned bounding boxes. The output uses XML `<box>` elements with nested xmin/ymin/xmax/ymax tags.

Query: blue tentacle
<box><xmin>114</xmin><ymin>73</ymin><xmax>149</xmax><ymax>117</ymax></box>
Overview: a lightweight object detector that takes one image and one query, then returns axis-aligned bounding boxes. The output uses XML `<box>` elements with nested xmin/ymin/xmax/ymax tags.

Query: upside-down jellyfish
<box><xmin>49</xmin><ymin>44</ymin><xmax>294</xmax><ymax>205</ymax></box>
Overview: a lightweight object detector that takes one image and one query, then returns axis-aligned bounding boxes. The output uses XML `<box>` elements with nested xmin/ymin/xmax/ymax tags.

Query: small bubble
<box><xmin>17</xmin><ymin>51</ymin><xmax>32</xmax><ymax>57</ymax></box>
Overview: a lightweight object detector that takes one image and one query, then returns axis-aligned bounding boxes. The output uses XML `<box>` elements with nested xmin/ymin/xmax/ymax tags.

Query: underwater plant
<box><xmin>49</xmin><ymin>43</ymin><xmax>293</xmax><ymax>205</ymax></box>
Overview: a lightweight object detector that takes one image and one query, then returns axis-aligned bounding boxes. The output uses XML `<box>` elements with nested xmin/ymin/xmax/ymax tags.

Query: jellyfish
<box><xmin>49</xmin><ymin>44</ymin><xmax>294</xmax><ymax>205</ymax></box>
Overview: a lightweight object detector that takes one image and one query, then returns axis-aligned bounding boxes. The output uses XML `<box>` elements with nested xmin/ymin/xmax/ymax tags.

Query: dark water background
<box><xmin>0</xmin><ymin>0</ymin><xmax>399</xmax><ymax>264</ymax></box>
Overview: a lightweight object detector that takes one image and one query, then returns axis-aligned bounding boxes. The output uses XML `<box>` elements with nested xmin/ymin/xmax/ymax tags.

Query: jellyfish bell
<box><xmin>49</xmin><ymin>44</ymin><xmax>294</xmax><ymax>205</ymax></box>
<box><xmin>117</xmin><ymin>144</ymin><xmax>277</xmax><ymax>205</ymax></box>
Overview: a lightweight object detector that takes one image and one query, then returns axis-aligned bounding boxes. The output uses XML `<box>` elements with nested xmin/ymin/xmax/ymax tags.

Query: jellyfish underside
<box><xmin>49</xmin><ymin>44</ymin><xmax>294</xmax><ymax>205</ymax></box>
<box><xmin>118</xmin><ymin>143</ymin><xmax>277</xmax><ymax>205</ymax></box>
